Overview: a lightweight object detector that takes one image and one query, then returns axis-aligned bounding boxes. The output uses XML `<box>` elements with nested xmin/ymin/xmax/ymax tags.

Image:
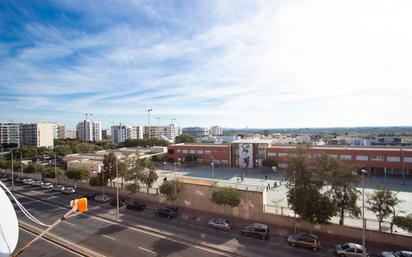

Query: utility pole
<box><xmin>146</xmin><ymin>109</ymin><xmax>153</xmax><ymax>138</ymax></box>
<box><xmin>293</xmin><ymin>170</ymin><xmax>296</xmax><ymax>234</ymax></box>
<box><xmin>11</xmin><ymin>148</ymin><xmax>14</xmax><ymax>190</ymax></box>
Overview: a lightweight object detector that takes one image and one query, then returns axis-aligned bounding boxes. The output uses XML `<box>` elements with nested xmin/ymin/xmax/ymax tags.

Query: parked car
<box><xmin>94</xmin><ymin>194</ymin><xmax>111</xmax><ymax>203</ymax></box>
<box><xmin>62</xmin><ymin>187</ymin><xmax>75</xmax><ymax>194</ymax></box>
<box><xmin>22</xmin><ymin>178</ymin><xmax>33</xmax><ymax>185</ymax></box>
<box><xmin>126</xmin><ymin>201</ymin><xmax>146</xmax><ymax>211</ymax></box>
<box><xmin>241</xmin><ymin>223</ymin><xmax>270</xmax><ymax>240</ymax></box>
<box><xmin>155</xmin><ymin>207</ymin><xmax>177</xmax><ymax>219</ymax></box>
<box><xmin>32</xmin><ymin>180</ymin><xmax>44</xmax><ymax>187</ymax></box>
<box><xmin>84</xmin><ymin>192</ymin><xmax>98</xmax><ymax>200</ymax></box>
<box><xmin>336</xmin><ymin>243</ymin><xmax>368</xmax><ymax>257</ymax></box>
<box><xmin>166</xmin><ymin>205</ymin><xmax>178</xmax><ymax>212</ymax></box>
<box><xmin>287</xmin><ymin>232</ymin><xmax>321</xmax><ymax>252</ymax></box>
<box><xmin>380</xmin><ymin>251</ymin><xmax>412</xmax><ymax>257</ymax></box>
<box><xmin>14</xmin><ymin>177</ymin><xmax>24</xmax><ymax>184</ymax></box>
<box><xmin>0</xmin><ymin>176</ymin><xmax>8</xmax><ymax>182</ymax></box>
<box><xmin>208</xmin><ymin>218</ymin><xmax>232</xmax><ymax>231</ymax></box>
<box><xmin>40</xmin><ymin>182</ymin><xmax>53</xmax><ymax>190</ymax></box>
<box><xmin>53</xmin><ymin>185</ymin><xmax>65</xmax><ymax>192</ymax></box>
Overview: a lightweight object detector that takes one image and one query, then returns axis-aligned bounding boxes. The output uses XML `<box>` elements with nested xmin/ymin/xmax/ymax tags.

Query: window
<box><xmin>387</xmin><ymin>156</ymin><xmax>400</xmax><ymax>162</ymax></box>
<box><xmin>205</xmin><ymin>150</ymin><xmax>211</xmax><ymax>154</ymax></box>
<box><xmin>340</xmin><ymin>155</ymin><xmax>351</xmax><ymax>160</ymax></box>
<box><xmin>404</xmin><ymin>157</ymin><xmax>412</xmax><ymax>163</ymax></box>
<box><xmin>371</xmin><ymin>156</ymin><xmax>384</xmax><ymax>161</ymax></box>
<box><xmin>198</xmin><ymin>158</ymin><xmax>203</xmax><ymax>162</ymax></box>
<box><xmin>278</xmin><ymin>153</ymin><xmax>287</xmax><ymax>157</ymax></box>
<box><xmin>197</xmin><ymin>150</ymin><xmax>204</xmax><ymax>154</ymax></box>
<box><xmin>356</xmin><ymin>155</ymin><xmax>368</xmax><ymax>161</ymax></box>
<box><xmin>189</xmin><ymin>150</ymin><xmax>196</xmax><ymax>154</ymax></box>
<box><xmin>267</xmin><ymin>152</ymin><xmax>277</xmax><ymax>156</ymax></box>
<box><xmin>329</xmin><ymin>155</ymin><xmax>337</xmax><ymax>159</ymax></box>
<box><xmin>221</xmin><ymin>160</ymin><xmax>228</xmax><ymax>164</ymax></box>
<box><xmin>176</xmin><ymin>149</ymin><xmax>181</xmax><ymax>153</ymax></box>
<box><xmin>278</xmin><ymin>163</ymin><xmax>288</xmax><ymax>168</ymax></box>
<box><xmin>182</xmin><ymin>149</ymin><xmax>188</xmax><ymax>154</ymax></box>
<box><xmin>213</xmin><ymin>160</ymin><xmax>220</xmax><ymax>164</ymax></box>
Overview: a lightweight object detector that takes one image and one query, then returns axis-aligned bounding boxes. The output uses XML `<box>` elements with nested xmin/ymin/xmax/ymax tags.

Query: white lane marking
<box><xmin>102</xmin><ymin>234</ymin><xmax>116</xmax><ymax>240</ymax></box>
<box><xmin>64</xmin><ymin>221</ymin><xmax>77</xmax><ymax>227</ymax></box>
<box><xmin>138</xmin><ymin>246</ymin><xmax>156</xmax><ymax>255</ymax></box>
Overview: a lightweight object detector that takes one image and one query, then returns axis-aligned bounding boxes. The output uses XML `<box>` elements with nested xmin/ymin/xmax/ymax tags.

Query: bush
<box><xmin>212</xmin><ymin>187</ymin><xmax>241</xmax><ymax>207</ymax></box>
<box><xmin>393</xmin><ymin>215</ymin><xmax>412</xmax><ymax>233</ymax></box>
<box><xmin>159</xmin><ymin>181</ymin><xmax>181</xmax><ymax>202</ymax></box>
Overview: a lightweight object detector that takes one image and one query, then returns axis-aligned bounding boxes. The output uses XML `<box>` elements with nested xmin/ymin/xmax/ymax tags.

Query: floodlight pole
<box><xmin>11</xmin><ymin>148</ymin><xmax>14</xmax><ymax>190</ymax></box>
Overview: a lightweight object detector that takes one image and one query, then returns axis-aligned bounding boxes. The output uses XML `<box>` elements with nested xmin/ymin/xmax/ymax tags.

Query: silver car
<box><xmin>380</xmin><ymin>251</ymin><xmax>412</xmax><ymax>257</ymax></box>
<box><xmin>40</xmin><ymin>182</ymin><xmax>53</xmax><ymax>190</ymax></box>
<box><xmin>62</xmin><ymin>187</ymin><xmax>75</xmax><ymax>194</ymax></box>
<box><xmin>32</xmin><ymin>180</ymin><xmax>44</xmax><ymax>187</ymax></box>
<box><xmin>336</xmin><ymin>243</ymin><xmax>369</xmax><ymax>257</ymax></box>
<box><xmin>208</xmin><ymin>218</ymin><xmax>232</xmax><ymax>231</ymax></box>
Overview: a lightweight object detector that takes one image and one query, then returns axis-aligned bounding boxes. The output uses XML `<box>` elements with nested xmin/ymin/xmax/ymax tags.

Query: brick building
<box><xmin>167</xmin><ymin>140</ymin><xmax>412</xmax><ymax>177</ymax></box>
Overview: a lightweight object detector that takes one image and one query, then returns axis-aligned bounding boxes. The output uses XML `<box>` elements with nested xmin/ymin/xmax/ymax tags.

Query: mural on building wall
<box><xmin>239</xmin><ymin>143</ymin><xmax>253</xmax><ymax>169</ymax></box>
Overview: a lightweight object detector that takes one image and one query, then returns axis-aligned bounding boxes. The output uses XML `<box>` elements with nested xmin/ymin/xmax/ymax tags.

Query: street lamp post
<box><xmin>11</xmin><ymin>148</ymin><xmax>14</xmax><ymax>190</ymax></box>
<box><xmin>174</xmin><ymin>162</ymin><xmax>177</xmax><ymax>195</ymax></box>
<box><xmin>20</xmin><ymin>152</ymin><xmax>23</xmax><ymax>178</ymax></box>
<box><xmin>116</xmin><ymin>156</ymin><xmax>120</xmax><ymax>221</ymax></box>
<box><xmin>54</xmin><ymin>154</ymin><xmax>57</xmax><ymax>186</ymax></box>
<box><xmin>293</xmin><ymin>170</ymin><xmax>296</xmax><ymax>234</ymax></box>
<box><xmin>146</xmin><ymin>109</ymin><xmax>153</xmax><ymax>138</ymax></box>
<box><xmin>361</xmin><ymin>169</ymin><xmax>367</xmax><ymax>257</ymax></box>
<box><xmin>211</xmin><ymin>162</ymin><xmax>215</xmax><ymax>179</ymax></box>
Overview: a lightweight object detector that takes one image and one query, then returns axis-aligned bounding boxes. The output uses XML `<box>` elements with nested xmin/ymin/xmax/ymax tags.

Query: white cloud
<box><xmin>1</xmin><ymin>0</ymin><xmax>411</xmax><ymax>128</ymax></box>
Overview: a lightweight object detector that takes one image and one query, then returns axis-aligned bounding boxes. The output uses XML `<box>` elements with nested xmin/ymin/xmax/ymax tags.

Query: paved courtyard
<box><xmin>154</xmin><ymin>164</ymin><xmax>412</xmax><ymax>234</ymax></box>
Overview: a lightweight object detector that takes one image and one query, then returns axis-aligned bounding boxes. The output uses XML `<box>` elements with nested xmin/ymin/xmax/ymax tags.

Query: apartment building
<box><xmin>65</xmin><ymin>130</ymin><xmax>77</xmax><ymax>139</ymax></box>
<box><xmin>53</xmin><ymin>123</ymin><xmax>65</xmax><ymax>139</ymax></box>
<box><xmin>182</xmin><ymin>127</ymin><xmax>210</xmax><ymax>137</ymax></box>
<box><xmin>0</xmin><ymin>123</ymin><xmax>21</xmax><ymax>148</ymax></box>
<box><xmin>167</xmin><ymin>142</ymin><xmax>412</xmax><ymax>177</ymax></box>
<box><xmin>20</xmin><ymin>123</ymin><xmax>54</xmax><ymax>148</ymax></box>
<box><xmin>111</xmin><ymin>124</ymin><xmax>144</xmax><ymax>144</ymax></box>
<box><xmin>166</xmin><ymin>124</ymin><xmax>182</xmax><ymax>141</ymax></box>
<box><xmin>76</xmin><ymin>120</ymin><xmax>102</xmax><ymax>142</ymax></box>
<box><xmin>144</xmin><ymin>126</ymin><xmax>167</xmax><ymax>139</ymax></box>
<box><xmin>210</xmin><ymin>126</ymin><xmax>223</xmax><ymax>136</ymax></box>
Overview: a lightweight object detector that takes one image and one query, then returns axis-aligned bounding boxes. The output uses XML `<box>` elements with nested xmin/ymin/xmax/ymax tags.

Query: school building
<box><xmin>167</xmin><ymin>140</ymin><xmax>412</xmax><ymax>177</ymax></box>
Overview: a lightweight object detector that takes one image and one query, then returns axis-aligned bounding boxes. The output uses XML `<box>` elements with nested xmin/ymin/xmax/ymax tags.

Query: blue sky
<box><xmin>1</xmin><ymin>0</ymin><xmax>411</xmax><ymax>129</ymax></box>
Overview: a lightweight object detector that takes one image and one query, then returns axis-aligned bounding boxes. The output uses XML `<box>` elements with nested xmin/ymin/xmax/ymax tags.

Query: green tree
<box><xmin>159</xmin><ymin>180</ymin><xmax>181</xmax><ymax>202</ymax></box>
<box><xmin>367</xmin><ymin>187</ymin><xmax>400</xmax><ymax>231</ymax></box>
<box><xmin>102</xmin><ymin>152</ymin><xmax>117</xmax><ymax>186</ymax></box>
<box><xmin>175</xmin><ymin>134</ymin><xmax>196</xmax><ymax>143</ymax></box>
<box><xmin>35</xmin><ymin>165</ymin><xmax>47</xmax><ymax>181</ymax></box>
<box><xmin>23</xmin><ymin>164</ymin><xmax>36</xmax><ymax>173</ymax></box>
<box><xmin>285</xmin><ymin>146</ymin><xmax>336</xmax><ymax>225</ymax></box>
<box><xmin>319</xmin><ymin>154</ymin><xmax>361</xmax><ymax>225</ymax></box>
<box><xmin>53</xmin><ymin>145</ymin><xmax>72</xmax><ymax>156</ymax></box>
<box><xmin>393</xmin><ymin>214</ymin><xmax>412</xmax><ymax>233</ymax></box>
<box><xmin>44</xmin><ymin>167</ymin><xmax>65</xmax><ymax>178</ymax></box>
<box><xmin>66</xmin><ymin>168</ymin><xmax>90</xmax><ymax>188</ymax></box>
<box><xmin>140</xmin><ymin>167</ymin><xmax>158</xmax><ymax>193</ymax></box>
<box><xmin>125</xmin><ymin>183</ymin><xmax>140</xmax><ymax>202</ymax></box>
<box><xmin>212</xmin><ymin>187</ymin><xmax>241</xmax><ymax>214</ymax></box>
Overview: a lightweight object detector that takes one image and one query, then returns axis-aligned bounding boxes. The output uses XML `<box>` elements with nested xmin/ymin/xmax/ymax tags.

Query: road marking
<box><xmin>138</xmin><ymin>246</ymin><xmax>156</xmax><ymax>255</ymax></box>
<box><xmin>102</xmin><ymin>234</ymin><xmax>116</xmax><ymax>240</ymax></box>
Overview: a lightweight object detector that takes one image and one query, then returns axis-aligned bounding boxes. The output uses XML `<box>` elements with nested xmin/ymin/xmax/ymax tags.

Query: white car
<box><xmin>62</xmin><ymin>187</ymin><xmax>75</xmax><ymax>194</ymax></box>
<box><xmin>94</xmin><ymin>194</ymin><xmax>111</xmax><ymax>203</ymax></box>
<box><xmin>336</xmin><ymin>243</ymin><xmax>369</xmax><ymax>257</ymax></box>
<box><xmin>53</xmin><ymin>185</ymin><xmax>65</xmax><ymax>192</ymax></box>
<box><xmin>32</xmin><ymin>180</ymin><xmax>44</xmax><ymax>187</ymax></box>
<box><xmin>40</xmin><ymin>182</ymin><xmax>53</xmax><ymax>190</ymax></box>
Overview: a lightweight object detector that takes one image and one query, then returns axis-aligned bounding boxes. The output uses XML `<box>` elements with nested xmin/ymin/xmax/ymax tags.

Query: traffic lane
<box><xmin>14</xmin><ymin>228</ymin><xmax>82</xmax><ymax>257</ymax></box>
<box><xmin>13</xmin><ymin>194</ymin><xmax>228</xmax><ymax>257</ymax></box>
<box><xmin>13</xmin><ymin>192</ymin><xmax>330</xmax><ymax>257</ymax></box>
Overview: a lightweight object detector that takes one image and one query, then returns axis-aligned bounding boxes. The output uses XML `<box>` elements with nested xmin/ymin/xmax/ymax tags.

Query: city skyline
<box><xmin>1</xmin><ymin>0</ymin><xmax>412</xmax><ymax>129</ymax></box>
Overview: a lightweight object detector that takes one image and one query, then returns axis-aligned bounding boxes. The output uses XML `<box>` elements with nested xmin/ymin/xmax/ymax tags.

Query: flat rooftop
<box><xmin>268</xmin><ymin>145</ymin><xmax>412</xmax><ymax>152</ymax></box>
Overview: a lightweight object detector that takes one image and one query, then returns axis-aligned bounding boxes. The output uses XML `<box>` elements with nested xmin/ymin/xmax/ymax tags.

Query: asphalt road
<box><xmin>14</xmin><ymin>228</ymin><xmax>82</xmax><ymax>257</ymax></box>
<box><xmin>4</xmin><ymin>179</ymin><xmax>407</xmax><ymax>257</ymax></box>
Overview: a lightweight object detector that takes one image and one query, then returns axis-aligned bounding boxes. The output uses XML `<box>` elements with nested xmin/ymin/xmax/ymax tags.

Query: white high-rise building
<box><xmin>53</xmin><ymin>123</ymin><xmax>66</xmax><ymax>139</ymax></box>
<box><xmin>111</xmin><ymin>124</ymin><xmax>144</xmax><ymax>144</ymax></box>
<box><xmin>166</xmin><ymin>124</ymin><xmax>182</xmax><ymax>141</ymax></box>
<box><xmin>210</xmin><ymin>126</ymin><xmax>223</xmax><ymax>136</ymax></box>
<box><xmin>182</xmin><ymin>127</ymin><xmax>210</xmax><ymax>137</ymax></box>
<box><xmin>76</xmin><ymin>120</ymin><xmax>102</xmax><ymax>142</ymax></box>
<box><xmin>20</xmin><ymin>123</ymin><xmax>54</xmax><ymax>148</ymax></box>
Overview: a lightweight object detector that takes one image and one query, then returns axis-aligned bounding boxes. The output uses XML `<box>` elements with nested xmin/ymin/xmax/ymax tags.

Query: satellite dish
<box><xmin>0</xmin><ymin>187</ymin><xmax>19</xmax><ymax>257</ymax></box>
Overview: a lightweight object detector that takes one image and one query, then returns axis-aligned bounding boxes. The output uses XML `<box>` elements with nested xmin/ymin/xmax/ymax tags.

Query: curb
<box><xmin>18</xmin><ymin>220</ymin><xmax>104</xmax><ymax>257</ymax></box>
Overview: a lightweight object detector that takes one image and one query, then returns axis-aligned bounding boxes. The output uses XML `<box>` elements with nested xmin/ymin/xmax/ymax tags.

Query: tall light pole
<box><xmin>146</xmin><ymin>109</ymin><xmax>153</xmax><ymax>138</ymax></box>
<box><xmin>116</xmin><ymin>155</ymin><xmax>120</xmax><ymax>221</ymax></box>
<box><xmin>293</xmin><ymin>170</ymin><xmax>296</xmax><ymax>234</ymax></box>
<box><xmin>360</xmin><ymin>169</ymin><xmax>367</xmax><ymax>257</ymax></box>
<box><xmin>11</xmin><ymin>148</ymin><xmax>14</xmax><ymax>190</ymax></box>
<box><xmin>54</xmin><ymin>153</ymin><xmax>57</xmax><ymax>186</ymax></box>
<box><xmin>156</xmin><ymin>117</ymin><xmax>160</xmax><ymax>126</ymax></box>
<box><xmin>211</xmin><ymin>162</ymin><xmax>215</xmax><ymax>179</ymax></box>
<box><xmin>20</xmin><ymin>152</ymin><xmax>23</xmax><ymax>178</ymax></box>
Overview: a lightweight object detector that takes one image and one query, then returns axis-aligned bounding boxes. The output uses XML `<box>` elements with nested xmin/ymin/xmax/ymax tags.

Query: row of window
<box><xmin>268</xmin><ymin>152</ymin><xmax>412</xmax><ymax>163</ymax></box>
<box><xmin>176</xmin><ymin>149</ymin><xmax>212</xmax><ymax>154</ymax></box>
<box><xmin>175</xmin><ymin>157</ymin><xmax>229</xmax><ymax>164</ymax></box>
